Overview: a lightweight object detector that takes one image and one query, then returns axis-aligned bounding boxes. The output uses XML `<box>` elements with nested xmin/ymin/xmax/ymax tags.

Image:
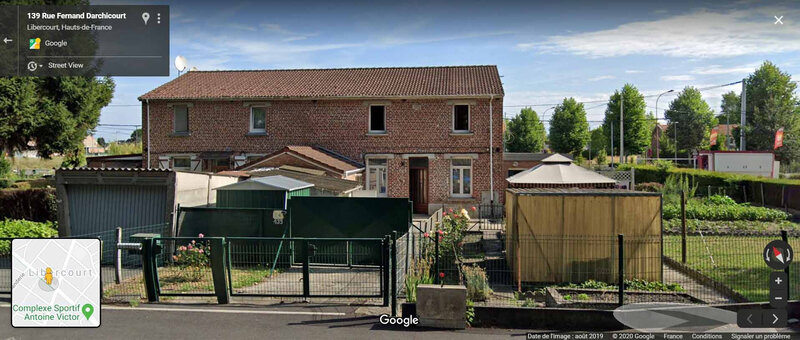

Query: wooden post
<box><xmin>512</xmin><ymin>194</ymin><xmax>521</xmax><ymax>292</ymax></box>
<box><xmin>618</xmin><ymin>234</ymin><xmax>624</xmax><ymax>306</ymax></box>
<box><xmin>114</xmin><ymin>227</ymin><xmax>122</xmax><ymax>284</ymax></box>
<box><xmin>681</xmin><ymin>190</ymin><xmax>687</xmax><ymax>264</ymax></box>
<box><xmin>761</xmin><ymin>183</ymin><xmax>765</xmax><ymax>207</ymax></box>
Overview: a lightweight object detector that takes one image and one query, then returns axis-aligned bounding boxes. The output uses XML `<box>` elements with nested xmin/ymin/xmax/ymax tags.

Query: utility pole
<box><xmin>620</xmin><ymin>90</ymin><xmax>624</xmax><ymax>163</ymax></box>
<box><xmin>739</xmin><ymin>79</ymin><xmax>746</xmax><ymax>151</ymax></box>
<box><xmin>655</xmin><ymin>89</ymin><xmax>674</xmax><ymax>159</ymax></box>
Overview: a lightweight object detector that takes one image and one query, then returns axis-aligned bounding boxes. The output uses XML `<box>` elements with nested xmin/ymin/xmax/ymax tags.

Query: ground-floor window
<box><xmin>366</xmin><ymin>158</ymin><xmax>387</xmax><ymax>197</ymax></box>
<box><xmin>172</xmin><ymin>157</ymin><xmax>191</xmax><ymax>171</ymax></box>
<box><xmin>451</xmin><ymin>158</ymin><xmax>472</xmax><ymax>197</ymax></box>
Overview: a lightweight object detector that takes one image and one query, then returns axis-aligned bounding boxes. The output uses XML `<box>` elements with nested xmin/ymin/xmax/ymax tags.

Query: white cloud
<box><xmin>518</xmin><ymin>7</ymin><xmax>800</xmax><ymax>58</ymax></box>
<box><xmin>625</xmin><ymin>70</ymin><xmax>643</xmax><ymax>74</ymax></box>
<box><xmin>690</xmin><ymin>63</ymin><xmax>761</xmax><ymax>75</ymax></box>
<box><xmin>588</xmin><ymin>75</ymin><xmax>615</xmax><ymax>81</ymax></box>
<box><xmin>661</xmin><ymin>75</ymin><xmax>695</xmax><ymax>81</ymax></box>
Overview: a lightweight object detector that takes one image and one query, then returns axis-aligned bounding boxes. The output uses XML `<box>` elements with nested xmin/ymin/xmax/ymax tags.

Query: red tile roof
<box><xmin>238</xmin><ymin>145</ymin><xmax>364</xmax><ymax>173</ymax></box>
<box><xmin>139</xmin><ymin>65</ymin><xmax>503</xmax><ymax>100</ymax></box>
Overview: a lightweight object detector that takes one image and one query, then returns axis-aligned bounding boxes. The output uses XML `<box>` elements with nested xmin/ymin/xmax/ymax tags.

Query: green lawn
<box><xmin>664</xmin><ymin>235</ymin><xmax>799</xmax><ymax>302</ymax></box>
<box><xmin>103</xmin><ymin>267</ymin><xmax>276</xmax><ymax>300</ymax></box>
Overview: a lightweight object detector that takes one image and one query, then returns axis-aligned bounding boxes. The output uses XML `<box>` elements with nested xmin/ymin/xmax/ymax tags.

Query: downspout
<box><xmin>146</xmin><ymin>99</ymin><xmax>151</xmax><ymax>169</ymax></box>
<box><xmin>489</xmin><ymin>95</ymin><xmax>494</xmax><ymax>205</ymax></box>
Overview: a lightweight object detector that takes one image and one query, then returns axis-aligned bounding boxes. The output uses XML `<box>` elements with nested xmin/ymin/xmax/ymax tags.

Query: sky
<box><xmin>93</xmin><ymin>0</ymin><xmax>800</xmax><ymax>141</ymax></box>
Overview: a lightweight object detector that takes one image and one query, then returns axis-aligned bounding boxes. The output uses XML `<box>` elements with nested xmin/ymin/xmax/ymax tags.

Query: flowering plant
<box><xmin>173</xmin><ymin>234</ymin><xmax>211</xmax><ymax>281</ymax></box>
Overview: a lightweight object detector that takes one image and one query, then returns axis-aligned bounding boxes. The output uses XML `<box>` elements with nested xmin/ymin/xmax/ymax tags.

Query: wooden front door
<box><xmin>409</xmin><ymin>158</ymin><xmax>429</xmax><ymax>214</ymax></box>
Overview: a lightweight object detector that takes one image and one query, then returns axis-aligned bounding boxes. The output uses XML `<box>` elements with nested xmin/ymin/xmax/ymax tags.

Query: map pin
<box><xmin>142</xmin><ymin>12</ymin><xmax>150</xmax><ymax>25</ymax></box>
<box><xmin>82</xmin><ymin>304</ymin><xmax>94</xmax><ymax>320</ymax></box>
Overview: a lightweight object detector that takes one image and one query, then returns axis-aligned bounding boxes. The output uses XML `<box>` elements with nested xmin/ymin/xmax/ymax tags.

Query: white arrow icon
<box><xmin>773</xmin><ymin>313</ymin><xmax>779</xmax><ymax>325</ymax></box>
<box><xmin>3</xmin><ymin>37</ymin><xmax>12</xmax><ymax>44</ymax></box>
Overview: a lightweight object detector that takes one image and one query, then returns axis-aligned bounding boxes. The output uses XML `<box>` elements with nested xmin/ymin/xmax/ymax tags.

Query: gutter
<box><xmin>146</xmin><ymin>99</ymin><xmax>151</xmax><ymax>169</ymax></box>
<box><xmin>489</xmin><ymin>95</ymin><xmax>494</xmax><ymax>204</ymax></box>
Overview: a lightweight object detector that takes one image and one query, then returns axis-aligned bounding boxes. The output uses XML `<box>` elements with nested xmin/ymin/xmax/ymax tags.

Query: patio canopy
<box><xmin>506</xmin><ymin>154</ymin><xmax>617</xmax><ymax>187</ymax></box>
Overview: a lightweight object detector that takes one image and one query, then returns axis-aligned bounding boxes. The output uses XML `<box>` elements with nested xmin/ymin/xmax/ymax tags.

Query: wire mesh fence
<box><xmin>662</xmin><ymin>231</ymin><xmax>800</xmax><ymax>303</ymax></box>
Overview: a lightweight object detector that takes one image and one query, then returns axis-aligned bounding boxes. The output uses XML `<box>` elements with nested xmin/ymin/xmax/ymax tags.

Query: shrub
<box><xmin>0</xmin><ymin>219</ymin><xmax>58</xmax><ymax>255</ymax></box>
<box><xmin>562</xmin><ymin>279</ymin><xmax>683</xmax><ymax>292</ymax></box>
<box><xmin>405</xmin><ymin>257</ymin><xmax>434</xmax><ymax>302</ymax></box>
<box><xmin>663</xmin><ymin>199</ymin><xmax>789</xmax><ymax>221</ymax></box>
<box><xmin>462</xmin><ymin>265</ymin><xmax>492</xmax><ymax>301</ymax></box>
<box><xmin>0</xmin><ymin>179</ymin><xmax>12</xmax><ymax>189</ymax></box>
<box><xmin>703</xmin><ymin>194</ymin><xmax>737</xmax><ymax>206</ymax></box>
<box><xmin>635</xmin><ymin>182</ymin><xmax>664</xmax><ymax>192</ymax></box>
<box><xmin>0</xmin><ymin>188</ymin><xmax>57</xmax><ymax>222</ymax></box>
<box><xmin>173</xmin><ymin>234</ymin><xmax>211</xmax><ymax>282</ymax></box>
<box><xmin>0</xmin><ymin>155</ymin><xmax>10</xmax><ymax>177</ymax></box>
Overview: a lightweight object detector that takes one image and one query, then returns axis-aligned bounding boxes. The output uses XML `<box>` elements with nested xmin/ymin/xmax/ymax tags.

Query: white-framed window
<box><xmin>250</xmin><ymin>107</ymin><xmax>266</xmax><ymax>133</ymax></box>
<box><xmin>452</xmin><ymin>104</ymin><xmax>470</xmax><ymax>132</ymax></box>
<box><xmin>369</xmin><ymin>105</ymin><xmax>386</xmax><ymax>133</ymax></box>
<box><xmin>450</xmin><ymin>158</ymin><xmax>472</xmax><ymax>197</ymax></box>
<box><xmin>366</xmin><ymin>158</ymin><xmax>388</xmax><ymax>197</ymax></box>
<box><xmin>172</xmin><ymin>157</ymin><xmax>191</xmax><ymax>171</ymax></box>
<box><xmin>173</xmin><ymin>105</ymin><xmax>189</xmax><ymax>133</ymax></box>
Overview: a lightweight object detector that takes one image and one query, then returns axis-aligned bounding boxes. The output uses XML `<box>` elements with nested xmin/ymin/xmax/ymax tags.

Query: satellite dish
<box><xmin>174</xmin><ymin>56</ymin><xmax>187</xmax><ymax>72</ymax></box>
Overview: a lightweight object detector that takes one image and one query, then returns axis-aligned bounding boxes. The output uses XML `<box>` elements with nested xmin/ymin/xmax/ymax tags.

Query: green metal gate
<box><xmin>225</xmin><ymin>237</ymin><xmax>388</xmax><ymax>299</ymax></box>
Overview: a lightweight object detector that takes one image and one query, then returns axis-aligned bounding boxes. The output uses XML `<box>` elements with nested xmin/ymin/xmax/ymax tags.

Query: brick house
<box><xmin>139</xmin><ymin>66</ymin><xmax>505</xmax><ymax>214</ymax></box>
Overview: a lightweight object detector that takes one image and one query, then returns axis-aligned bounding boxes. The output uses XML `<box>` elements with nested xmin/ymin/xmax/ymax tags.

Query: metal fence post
<box><xmin>618</xmin><ymin>234</ymin><xmax>624</xmax><ymax>307</ymax></box>
<box><xmin>681</xmin><ymin>190</ymin><xmax>687</xmax><ymax>263</ymax></box>
<box><xmin>114</xmin><ymin>227</ymin><xmax>122</xmax><ymax>284</ymax></box>
<box><xmin>782</xmin><ymin>230</ymin><xmax>790</xmax><ymax>301</ymax></box>
<box><xmin>434</xmin><ymin>230</ymin><xmax>440</xmax><ymax>284</ymax></box>
<box><xmin>141</xmin><ymin>238</ymin><xmax>159</xmax><ymax>302</ymax></box>
<box><xmin>210</xmin><ymin>238</ymin><xmax>230</xmax><ymax>304</ymax></box>
<box><xmin>301</xmin><ymin>239</ymin><xmax>310</xmax><ymax>299</ymax></box>
<box><xmin>391</xmin><ymin>231</ymin><xmax>398</xmax><ymax>316</ymax></box>
<box><xmin>382</xmin><ymin>236</ymin><xmax>390</xmax><ymax>307</ymax></box>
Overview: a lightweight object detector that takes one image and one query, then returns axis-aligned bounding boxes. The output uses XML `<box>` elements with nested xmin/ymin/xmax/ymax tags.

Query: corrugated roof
<box><xmin>249</xmin><ymin>169</ymin><xmax>361</xmax><ymax>194</ymax></box>
<box><xmin>139</xmin><ymin>65</ymin><xmax>504</xmax><ymax>100</ymax></box>
<box><xmin>507</xmin><ymin>188</ymin><xmax>661</xmax><ymax>196</ymax></box>
<box><xmin>216</xmin><ymin>175</ymin><xmax>314</xmax><ymax>191</ymax></box>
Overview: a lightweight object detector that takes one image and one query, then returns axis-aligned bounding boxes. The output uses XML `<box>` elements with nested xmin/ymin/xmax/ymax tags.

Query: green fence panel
<box><xmin>288</xmin><ymin>197</ymin><xmax>411</xmax><ymax>238</ymax></box>
<box><xmin>177</xmin><ymin>207</ymin><xmax>286</xmax><ymax>238</ymax></box>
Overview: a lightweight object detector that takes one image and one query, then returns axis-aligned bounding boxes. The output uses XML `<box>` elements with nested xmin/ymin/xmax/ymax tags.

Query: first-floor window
<box><xmin>250</xmin><ymin>107</ymin><xmax>266</xmax><ymax>133</ymax></box>
<box><xmin>173</xmin><ymin>157</ymin><xmax>191</xmax><ymax>171</ymax></box>
<box><xmin>451</xmin><ymin>158</ymin><xmax>472</xmax><ymax>197</ymax></box>
<box><xmin>367</xmin><ymin>158</ymin><xmax>387</xmax><ymax>196</ymax></box>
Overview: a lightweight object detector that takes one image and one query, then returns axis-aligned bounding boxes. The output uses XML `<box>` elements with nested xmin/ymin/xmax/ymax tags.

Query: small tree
<box><xmin>549</xmin><ymin>98</ymin><xmax>590</xmax><ymax>157</ymax></box>
<box><xmin>505</xmin><ymin>107</ymin><xmax>546</xmax><ymax>152</ymax></box>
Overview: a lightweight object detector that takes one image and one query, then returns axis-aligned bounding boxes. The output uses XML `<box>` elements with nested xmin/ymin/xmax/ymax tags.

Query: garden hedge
<box><xmin>0</xmin><ymin>188</ymin><xmax>57</xmax><ymax>222</ymax></box>
<box><xmin>624</xmin><ymin>165</ymin><xmax>800</xmax><ymax>210</ymax></box>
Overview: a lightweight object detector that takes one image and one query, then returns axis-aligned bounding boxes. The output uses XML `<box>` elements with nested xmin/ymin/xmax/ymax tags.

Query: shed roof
<box><xmin>503</xmin><ymin>153</ymin><xmax>572</xmax><ymax>162</ymax></box>
<box><xmin>506</xmin><ymin>155</ymin><xmax>617</xmax><ymax>185</ymax></box>
<box><xmin>139</xmin><ymin>65</ymin><xmax>504</xmax><ymax>100</ymax></box>
<box><xmin>216</xmin><ymin>175</ymin><xmax>314</xmax><ymax>191</ymax></box>
<box><xmin>507</xmin><ymin>188</ymin><xmax>660</xmax><ymax>196</ymax></box>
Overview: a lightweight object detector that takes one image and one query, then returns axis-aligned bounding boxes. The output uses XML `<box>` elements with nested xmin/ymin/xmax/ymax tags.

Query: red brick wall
<box><xmin>502</xmin><ymin>160</ymin><xmax>541</xmax><ymax>178</ymax></box>
<box><xmin>142</xmin><ymin>97</ymin><xmax>505</xmax><ymax>205</ymax></box>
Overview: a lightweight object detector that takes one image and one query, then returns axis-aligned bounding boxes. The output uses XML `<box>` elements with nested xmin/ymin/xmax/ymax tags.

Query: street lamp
<box><xmin>655</xmin><ymin>89</ymin><xmax>674</xmax><ymax>159</ymax></box>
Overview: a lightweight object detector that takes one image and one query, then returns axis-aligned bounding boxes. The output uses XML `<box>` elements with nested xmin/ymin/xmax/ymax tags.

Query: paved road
<box><xmin>0</xmin><ymin>303</ymin><xmax>527</xmax><ymax>340</ymax></box>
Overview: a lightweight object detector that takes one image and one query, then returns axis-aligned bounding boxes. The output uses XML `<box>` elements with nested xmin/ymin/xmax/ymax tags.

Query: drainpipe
<box><xmin>489</xmin><ymin>95</ymin><xmax>494</xmax><ymax>205</ymax></box>
<box><xmin>146</xmin><ymin>99</ymin><xmax>151</xmax><ymax>169</ymax></box>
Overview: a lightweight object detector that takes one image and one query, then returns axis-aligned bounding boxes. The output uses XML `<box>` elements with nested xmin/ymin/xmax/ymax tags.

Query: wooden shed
<box><xmin>505</xmin><ymin>188</ymin><xmax>662</xmax><ymax>285</ymax></box>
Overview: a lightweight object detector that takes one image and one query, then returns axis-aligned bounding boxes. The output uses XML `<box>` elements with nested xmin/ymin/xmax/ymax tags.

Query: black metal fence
<box><xmin>401</xmin><ymin>227</ymin><xmax>668</xmax><ymax>308</ymax></box>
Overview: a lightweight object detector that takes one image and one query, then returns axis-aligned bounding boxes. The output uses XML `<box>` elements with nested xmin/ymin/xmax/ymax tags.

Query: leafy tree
<box><xmin>663</xmin><ymin>87</ymin><xmax>717</xmax><ymax>156</ymax></box>
<box><xmin>96</xmin><ymin>137</ymin><xmax>106</xmax><ymax>147</ymax></box>
<box><xmin>743</xmin><ymin>61</ymin><xmax>800</xmax><ymax>164</ymax></box>
<box><xmin>505</xmin><ymin>108</ymin><xmax>546</xmax><ymax>152</ymax></box>
<box><xmin>0</xmin><ymin>77</ymin><xmax>114</xmax><ymax>160</ymax></box>
<box><xmin>549</xmin><ymin>98</ymin><xmax>590</xmax><ymax>157</ymax></box>
<box><xmin>127</xmin><ymin>128</ymin><xmax>143</xmax><ymax>143</ymax></box>
<box><xmin>602</xmin><ymin>84</ymin><xmax>650</xmax><ymax>159</ymax></box>
<box><xmin>716</xmin><ymin>91</ymin><xmax>741</xmax><ymax>124</ymax></box>
<box><xmin>583</xmin><ymin>126</ymin><xmax>606</xmax><ymax>159</ymax></box>
<box><xmin>596</xmin><ymin>149</ymin><xmax>607</xmax><ymax>165</ymax></box>
<box><xmin>60</xmin><ymin>148</ymin><xmax>86</xmax><ymax>168</ymax></box>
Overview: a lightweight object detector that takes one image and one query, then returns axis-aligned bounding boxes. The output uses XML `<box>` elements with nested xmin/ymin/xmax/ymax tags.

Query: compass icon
<box><xmin>764</xmin><ymin>240</ymin><xmax>793</xmax><ymax>270</ymax></box>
